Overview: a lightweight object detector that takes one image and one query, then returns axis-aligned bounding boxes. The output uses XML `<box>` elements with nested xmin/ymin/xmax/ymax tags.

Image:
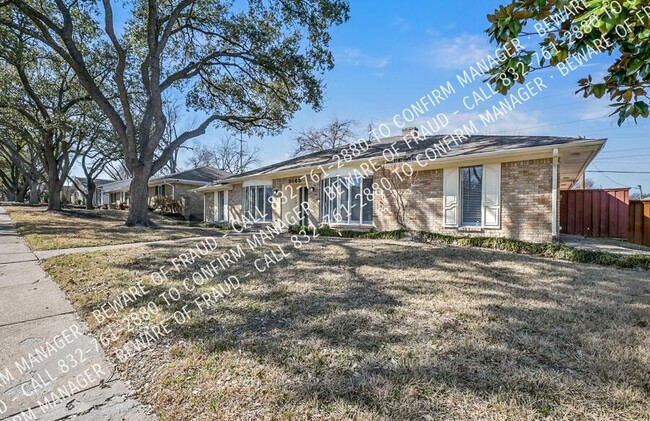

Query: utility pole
<box><xmin>239</xmin><ymin>131</ymin><xmax>243</xmax><ymax>174</ymax></box>
<box><xmin>638</xmin><ymin>185</ymin><xmax>644</xmax><ymax>199</ymax></box>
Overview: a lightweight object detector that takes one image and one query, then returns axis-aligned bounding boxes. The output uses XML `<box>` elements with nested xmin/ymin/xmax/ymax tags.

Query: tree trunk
<box><xmin>47</xmin><ymin>171</ymin><xmax>63</xmax><ymax>211</ymax></box>
<box><xmin>125</xmin><ymin>169</ymin><xmax>151</xmax><ymax>226</ymax></box>
<box><xmin>29</xmin><ymin>179</ymin><xmax>40</xmax><ymax>204</ymax></box>
<box><xmin>16</xmin><ymin>184</ymin><xmax>28</xmax><ymax>203</ymax></box>
<box><xmin>47</xmin><ymin>186</ymin><xmax>62</xmax><ymax>211</ymax></box>
<box><xmin>86</xmin><ymin>185</ymin><xmax>96</xmax><ymax>210</ymax></box>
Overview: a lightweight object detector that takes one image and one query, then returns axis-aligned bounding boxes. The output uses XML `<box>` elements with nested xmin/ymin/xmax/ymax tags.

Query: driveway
<box><xmin>559</xmin><ymin>234</ymin><xmax>650</xmax><ymax>256</ymax></box>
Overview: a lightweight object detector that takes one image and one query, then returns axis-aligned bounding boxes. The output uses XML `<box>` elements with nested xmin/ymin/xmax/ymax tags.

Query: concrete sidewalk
<box><xmin>0</xmin><ymin>207</ymin><xmax>155</xmax><ymax>420</ymax></box>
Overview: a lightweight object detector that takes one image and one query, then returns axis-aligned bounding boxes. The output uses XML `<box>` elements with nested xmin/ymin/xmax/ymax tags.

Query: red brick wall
<box><xmin>229</xmin><ymin>184</ymin><xmax>243</xmax><ymax>223</ymax></box>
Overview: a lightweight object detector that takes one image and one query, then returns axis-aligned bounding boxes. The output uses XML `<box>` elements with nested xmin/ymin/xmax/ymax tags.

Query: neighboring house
<box><xmin>99</xmin><ymin>166</ymin><xmax>231</xmax><ymax>219</ymax></box>
<box><xmin>197</xmin><ymin>130</ymin><xmax>605</xmax><ymax>243</ymax></box>
<box><xmin>60</xmin><ymin>185</ymin><xmax>76</xmax><ymax>205</ymax></box>
<box><xmin>69</xmin><ymin>177</ymin><xmax>113</xmax><ymax>206</ymax></box>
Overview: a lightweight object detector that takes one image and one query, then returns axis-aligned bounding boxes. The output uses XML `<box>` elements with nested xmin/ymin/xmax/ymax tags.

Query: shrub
<box><xmin>300</xmin><ymin>224</ymin><xmax>406</xmax><ymax>240</ymax></box>
<box><xmin>150</xmin><ymin>196</ymin><xmax>182</xmax><ymax>214</ymax></box>
<box><xmin>415</xmin><ymin>232</ymin><xmax>650</xmax><ymax>271</ymax></box>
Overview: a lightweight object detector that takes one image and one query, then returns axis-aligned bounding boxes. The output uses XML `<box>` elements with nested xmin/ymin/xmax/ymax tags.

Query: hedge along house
<box><xmin>100</xmin><ymin>166</ymin><xmax>231</xmax><ymax>219</ymax></box>
<box><xmin>197</xmin><ymin>131</ymin><xmax>605</xmax><ymax>242</ymax></box>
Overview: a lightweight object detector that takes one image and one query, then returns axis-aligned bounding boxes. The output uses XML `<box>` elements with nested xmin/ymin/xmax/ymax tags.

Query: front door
<box><xmin>298</xmin><ymin>186</ymin><xmax>308</xmax><ymax>227</ymax></box>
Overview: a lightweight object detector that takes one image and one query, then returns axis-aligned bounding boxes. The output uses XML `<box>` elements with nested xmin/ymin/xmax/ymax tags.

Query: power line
<box><xmin>598</xmin><ymin>147</ymin><xmax>650</xmax><ymax>154</ymax></box>
<box><xmin>590</xmin><ymin>165</ymin><xmax>633</xmax><ymax>187</ymax></box>
<box><xmin>595</xmin><ymin>153</ymin><xmax>650</xmax><ymax>160</ymax></box>
<box><xmin>587</xmin><ymin>170</ymin><xmax>650</xmax><ymax>174</ymax></box>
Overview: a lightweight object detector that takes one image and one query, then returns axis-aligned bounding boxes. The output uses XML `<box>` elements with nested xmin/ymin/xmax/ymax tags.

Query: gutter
<box><xmin>195</xmin><ymin>138</ymin><xmax>607</xmax><ymax>192</ymax></box>
<box><xmin>384</xmin><ymin>139</ymin><xmax>607</xmax><ymax>171</ymax></box>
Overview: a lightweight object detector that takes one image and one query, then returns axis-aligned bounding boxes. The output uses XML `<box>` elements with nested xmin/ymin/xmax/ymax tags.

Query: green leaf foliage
<box><xmin>486</xmin><ymin>0</ymin><xmax>650</xmax><ymax>125</ymax></box>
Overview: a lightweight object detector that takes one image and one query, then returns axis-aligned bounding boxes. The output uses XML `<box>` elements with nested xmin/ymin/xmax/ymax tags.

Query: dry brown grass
<box><xmin>44</xmin><ymin>236</ymin><xmax>650</xmax><ymax>420</ymax></box>
<box><xmin>5</xmin><ymin>206</ymin><xmax>220</xmax><ymax>250</ymax></box>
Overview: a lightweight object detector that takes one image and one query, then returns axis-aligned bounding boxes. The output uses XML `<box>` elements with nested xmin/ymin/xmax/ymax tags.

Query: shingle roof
<box><xmin>151</xmin><ymin>166</ymin><xmax>231</xmax><ymax>183</ymax></box>
<box><xmin>73</xmin><ymin>176</ymin><xmax>114</xmax><ymax>187</ymax></box>
<box><xmin>100</xmin><ymin>166</ymin><xmax>231</xmax><ymax>193</ymax></box>
<box><xmin>201</xmin><ymin>134</ymin><xmax>604</xmax><ymax>188</ymax></box>
<box><xmin>98</xmin><ymin>178</ymin><xmax>131</xmax><ymax>192</ymax></box>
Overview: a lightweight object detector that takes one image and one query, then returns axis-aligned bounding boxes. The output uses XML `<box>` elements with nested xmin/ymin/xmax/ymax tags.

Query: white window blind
<box><xmin>460</xmin><ymin>166</ymin><xmax>483</xmax><ymax>227</ymax></box>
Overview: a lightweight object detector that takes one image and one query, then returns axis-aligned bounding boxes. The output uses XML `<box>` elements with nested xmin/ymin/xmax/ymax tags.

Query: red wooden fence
<box><xmin>560</xmin><ymin>189</ymin><xmax>629</xmax><ymax>238</ymax></box>
<box><xmin>628</xmin><ymin>200</ymin><xmax>650</xmax><ymax>247</ymax></box>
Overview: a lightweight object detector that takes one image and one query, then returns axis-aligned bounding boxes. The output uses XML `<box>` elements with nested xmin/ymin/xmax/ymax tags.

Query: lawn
<box><xmin>43</xmin><ymin>235</ymin><xmax>650</xmax><ymax>420</ymax></box>
<box><xmin>5</xmin><ymin>206</ymin><xmax>222</xmax><ymax>251</ymax></box>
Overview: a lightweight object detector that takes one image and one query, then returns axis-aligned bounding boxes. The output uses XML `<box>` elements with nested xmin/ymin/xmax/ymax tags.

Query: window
<box><xmin>217</xmin><ymin>191</ymin><xmax>225</xmax><ymax>222</ymax></box>
<box><xmin>243</xmin><ymin>185</ymin><xmax>273</xmax><ymax>222</ymax></box>
<box><xmin>155</xmin><ymin>185</ymin><xmax>166</xmax><ymax>197</ymax></box>
<box><xmin>460</xmin><ymin>166</ymin><xmax>483</xmax><ymax>226</ymax></box>
<box><xmin>320</xmin><ymin>176</ymin><xmax>373</xmax><ymax>225</ymax></box>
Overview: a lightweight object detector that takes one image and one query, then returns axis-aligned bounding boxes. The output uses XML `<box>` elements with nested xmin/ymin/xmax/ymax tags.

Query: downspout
<box><xmin>158</xmin><ymin>182</ymin><xmax>175</xmax><ymax>199</ymax></box>
<box><xmin>552</xmin><ymin>148</ymin><xmax>559</xmax><ymax>238</ymax></box>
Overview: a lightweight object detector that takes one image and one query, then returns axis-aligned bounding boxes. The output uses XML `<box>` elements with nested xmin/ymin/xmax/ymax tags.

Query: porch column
<box><xmin>552</xmin><ymin>148</ymin><xmax>559</xmax><ymax>237</ymax></box>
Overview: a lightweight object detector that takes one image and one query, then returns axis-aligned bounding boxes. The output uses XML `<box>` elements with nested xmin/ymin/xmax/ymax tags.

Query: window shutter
<box><xmin>482</xmin><ymin>163</ymin><xmax>501</xmax><ymax>227</ymax></box>
<box><xmin>443</xmin><ymin>167</ymin><xmax>459</xmax><ymax>227</ymax></box>
<box><xmin>223</xmin><ymin>191</ymin><xmax>229</xmax><ymax>223</ymax></box>
<box><xmin>213</xmin><ymin>192</ymin><xmax>219</xmax><ymax>222</ymax></box>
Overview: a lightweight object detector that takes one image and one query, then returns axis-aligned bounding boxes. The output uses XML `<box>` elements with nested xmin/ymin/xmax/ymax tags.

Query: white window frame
<box><xmin>459</xmin><ymin>165</ymin><xmax>484</xmax><ymax>227</ymax></box>
<box><xmin>320</xmin><ymin>175</ymin><xmax>373</xmax><ymax>226</ymax></box>
<box><xmin>213</xmin><ymin>191</ymin><xmax>228</xmax><ymax>223</ymax></box>
<box><xmin>154</xmin><ymin>185</ymin><xmax>166</xmax><ymax>197</ymax></box>
<box><xmin>243</xmin><ymin>185</ymin><xmax>273</xmax><ymax>223</ymax></box>
<box><xmin>443</xmin><ymin>164</ymin><xmax>501</xmax><ymax>229</ymax></box>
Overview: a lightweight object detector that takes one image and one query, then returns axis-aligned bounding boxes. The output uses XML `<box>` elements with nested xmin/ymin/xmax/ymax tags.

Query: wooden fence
<box><xmin>628</xmin><ymin>200</ymin><xmax>650</xmax><ymax>247</ymax></box>
<box><xmin>560</xmin><ymin>189</ymin><xmax>630</xmax><ymax>238</ymax></box>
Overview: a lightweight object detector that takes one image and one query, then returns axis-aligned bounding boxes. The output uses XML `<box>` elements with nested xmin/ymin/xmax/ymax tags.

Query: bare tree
<box><xmin>104</xmin><ymin>160</ymin><xmax>132</xmax><ymax>181</ymax></box>
<box><xmin>156</xmin><ymin>99</ymin><xmax>191</xmax><ymax>175</ymax></box>
<box><xmin>383</xmin><ymin>166</ymin><xmax>420</xmax><ymax>230</ymax></box>
<box><xmin>187</xmin><ymin>137</ymin><xmax>260</xmax><ymax>174</ymax></box>
<box><xmin>186</xmin><ymin>143</ymin><xmax>216</xmax><ymax>169</ymax></box>
<box><xmin>293</xmin><ymin>118</ymin><xmax>357</xmax><ymax>156</ymax></box>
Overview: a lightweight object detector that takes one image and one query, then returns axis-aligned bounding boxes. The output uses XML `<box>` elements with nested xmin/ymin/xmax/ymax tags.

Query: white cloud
<box><xmin>335</xmin><ymin>48</ymin><xmax>389</xmax><ymax>69</ymax></box>
<box><xmin>440</xmin><ymin>110</ymin><xmax>545</xmax><ymax>136</ymax></box>
<box><xmin>425</xmin><ymin>34</ymin><xmax>493</xmax><ymax>70</ymax></box>
<box><xmin>578</xmin><ymin>99</ymin><xmax>611</xmax><ymax>120</ymax></box>
<box><xmin>390</xmin><ymin>16</ymin><xmax>411</xmax><ymax>32</ymax></box>
<box><xmin>370</xmin><ymin>109</ymin><xmax>545</xmax><ymax>139</ymax></box>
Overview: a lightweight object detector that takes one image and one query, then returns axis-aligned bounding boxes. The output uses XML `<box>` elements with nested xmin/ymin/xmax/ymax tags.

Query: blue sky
<box><xmin>118</xmin><ymin>1</ymin><xmax>650</xmax><ymax>195</ymax></box>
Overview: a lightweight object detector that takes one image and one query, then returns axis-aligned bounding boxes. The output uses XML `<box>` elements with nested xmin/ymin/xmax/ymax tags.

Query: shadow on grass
<box><xmin>55</xmin><ymin>236</ymin><xmax>650</xmax><ymax>418</ymax></box>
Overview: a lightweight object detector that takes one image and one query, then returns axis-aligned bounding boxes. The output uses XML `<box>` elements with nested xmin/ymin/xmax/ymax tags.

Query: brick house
<box><xmin>197</xmin><ymin>131</ymin><xmax>604</xmax><ymax>242</ymax></box>
<box><xmin>100</xmin><ymin>166</ymin><xmax>231</xmax><ymax>219</ymax></box>
<box><xmin>69</xmin><ymin>177</ymin><xmax>113</xmax><ymax>206</ymax></box>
